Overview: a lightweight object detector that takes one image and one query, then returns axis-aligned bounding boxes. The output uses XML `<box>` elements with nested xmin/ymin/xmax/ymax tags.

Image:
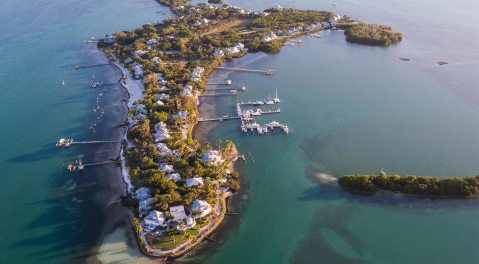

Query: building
<box><xmin>154</xmin><ymin>122</ymin><xmax>170</xmax><ymax>142</ymax></box>
<box><xmin>173</xmin><ymin>111</ymin><xmax>188</xmax><ymax>119</ymax></box>
<box><xmin>190</xmin><ymin>199</ymin><xmax>212</xmax><ymax>218</ymax></box>
<box><xmin>183</xmin><ymin>85</ymin><xmax>193</xmax><ymax>96</ymax></box>
<box><xmin>144</xmin><ymin>210</ymin><xmax>167</xmax><ymax>227</ymax></box>
<box><xmin>261</xmin><ymin>31</ymin><xmax>278</xmax><ymax>42</ymax></box>
<box><xmin>200</xmin><ymin>150</ymin><xmax>223</xmax><ymax>166</ymax></box>
<box><xmin>159</xmin><ymin>164</ymin><xmax>175</xmax><ymax>173</ymax></box>
<box><xmin>166</xmin><ymin>173</ymin><xmax>181</xmax><ymax>182</ymax></box>
<box><xmin>213</xmin><ymin>49</ymin><xmax>224</xmax><ymax>57</ymax></box>
<box><xmin>157</xmin><ymin>93</ymin><xmax>170</xmax><ymax>101</ymax></box>
<box><xmin>146</xmin><ymin>38</ymin><xmax>158</xmax><ymax>45</ymax></box>
<box><xmin>135</xmin><ymin>187</ymin><xmax>151</xmax><ymax>200</ymax></box>
<box><xmin>132</xmin><ymin>62</ymin><xmax>144</xmax><ymax>78</ymax></box>
<box><xmin>190</xmin><ymin>66</ymin><xmax>205</xmax><ymax>82</ymax></box>
<box><xmin>170</xmin><ymin>205</ymin><xmax>187</xmax><ymax>222</ymax></box>
<box><xmin>186</xmin><ymin>177</ymin><xmax>204</xmax><ymax>187</ymax></box>
<box><xmin>156</xmin><ymin>143</ymin><xmax>173</xmax><ymax>156</ymax></box>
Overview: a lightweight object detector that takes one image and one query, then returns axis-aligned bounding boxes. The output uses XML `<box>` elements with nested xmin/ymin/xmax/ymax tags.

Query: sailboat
<box><xmin>273</xmin><ymin>88</ymin><xmax>280</xmax><ymax>103</ymax></box>
<box><xmin>61</xmin><ymin>80</ymin><xmax>65</xmax><ymax>86</ymax></box>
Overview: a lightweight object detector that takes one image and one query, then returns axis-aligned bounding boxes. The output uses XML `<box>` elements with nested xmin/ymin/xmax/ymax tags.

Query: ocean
<box><xmin>1</xmin><ymin>0</ymin><xmax>479</xmax><ymax>263</ymax></box>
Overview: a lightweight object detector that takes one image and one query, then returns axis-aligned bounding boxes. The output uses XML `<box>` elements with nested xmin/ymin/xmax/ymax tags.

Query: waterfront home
<box><xmin>139</xmin><ymin>197</ymin><xmax>155</xmax><ymax>213</ymax></box>
<box><xmin>134</xmin><ymin>104</ymin><xmax>148</xmax><ymax>115</ymax></box>
<box><xmin>183</xmin><ymin>85</ymin><xmax>193</xmax><ymax>96</ymax></box>
<box><xmin>144</xmin><ymin>210</ymin><xmax>167</xmax><ymax>227</ymax></box>
<box><xmin>186</xmin><ymin>177</ymin><xmax>204</xmax><ymax>187</ymax></box>
<box><xmin>213</xmin><ymin>49</ymin><xmax>224</xmax><ymax>57</ymax></box>
<box><xmin>166</xmin><ymin>173</ymin><xmax>181</xmax><ymax>182</ymax></box>
<box><xmin>328</xmin><ymin>15</ymin><xmax>342</xmax><ymax>27</ymax></box>
<box><xmin>159</xmin><ymin>164</ymin><xmax>175</xmax><ymax>173</ymax></box>
<box><xmin>156</xmin><ymin>143</ymin><xmax>173</xmax><ymax>156</ymax></box>
<box><xmin>261</xmin><ymin>31</ymin><xmax>278</xmax><ymax>42</ymax></box>
<box><xmin>190</xmin><ymin>199</ymin><xmax>212</xmax><ymax>218</ymax></box>
<box><xmin>173</xmin><ymin>111</ymin><xmax>188</xmax><ymax>119</ymax></box>
<box><xmin>177</xmin><ymin>216</ymin><xmax>196</xmax><ymax>231</ymax></box>
<box><xmin>191</xmin><ymin>66</ymin><xmax>205</xmax><ymax>82</ymax></box>
<box><xmin>225</xmin><ymin>42</ymin><xmax>246</xmax><ymax>55</ymax></box>
<box><xmin>156</xmin><ymin>100</ymin><xmax>165</xmax><ymax>106</ymax></box>
<box><xmin>152</xmin><ymin>56</ymin><xmax>161</xmax><ymax>64</ymax></box>
<box><xmin>201</xmin><ymin>18</ymin><xmax>209</xmax><ymax>24</ymax></box>
<box><xmin>104</xmin><ymin>34</ymin><xmax>116</xmax><ymax>44</ymax></box>
<box><xmin>124</xmin><ymin>57</ymin><xmax>133</xmax><ymax>64</ymax></box>
<box><xmin>132</xmin><ymin>62</ymin><xmax>144</xmax><ymax>78</ymax></box>
<box><xmin>154</xmin><ymin>122</ymin><xmax>170</xmax><ymax>142</ymax></box>
<box><xmin>200</xmin><ymin>150</ymin><xmax>223</xmax><ymax>166</ymax></box>
<box><xmin>170</xmin><ymin>205</ymin><xmax>188</xmax><ymax>222</ymax></box>
<box><xmin>135</xmin><ymin>187</ymin><xmax>151</xmax><ymax>200</ymax></box>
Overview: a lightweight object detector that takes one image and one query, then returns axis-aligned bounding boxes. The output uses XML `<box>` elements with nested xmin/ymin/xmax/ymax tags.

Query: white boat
<box><xmin>62</xmin><ymin>80</ymin><xmax>65</xmax><ymax>86</ymax></box>
<box><xmin>273</xmin><ymin>88</ymin><xmax>280</xmax><ymax>103</ymax></box>
<box><xmin>225</xmin><ymin>79</ymin><xmax>232</xmax><ymax>85</ymax></box>
<box><xmin>241</xmin><ymin>86</ymin><xmax>247</xmax><ymax>91</ymax></box>
<box><xmin>56</xmin><ymin>138</ymin><xmax>73</xmax><ymax>148</ymax></box>
<box><xmin>251</xmin><ymin>109</ymin><xmax>262</xmax><ymax>116</ymax></box>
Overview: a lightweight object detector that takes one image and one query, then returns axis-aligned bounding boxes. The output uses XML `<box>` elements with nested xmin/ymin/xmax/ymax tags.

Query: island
<box><xmin>98</xmin><ymin>0</ymin><xmax>401</xmax><ymax>258</ymax></box>
<box><xmin>339</xmin><ymin>174</ymin><xmax>479</xmax><ymax>198</ymax></box>
<box><xmin>344</xmin><ymin>22</ymin><xmax>403</xmax><ymax>46</ymax></box>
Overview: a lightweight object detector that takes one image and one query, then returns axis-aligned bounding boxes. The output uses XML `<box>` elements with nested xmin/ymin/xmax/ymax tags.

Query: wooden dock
<box><xmin>216</xmin><ymin>67</ymin><xmax>276</xmax><ymax>75</ymax></box>
<box><xmin>199</xmin><ymin>92</ymin><xmax>237</xmax><ymax>97</ymax></box>
<box><xmin>198</xmin><ymin>116</ymin><xmax>240</xmax><ymax>122</ymax></box>
<box><xmin>74</xmin><ymin>63</ymin><xmax>111</xmax><ymax>70</ymax></box>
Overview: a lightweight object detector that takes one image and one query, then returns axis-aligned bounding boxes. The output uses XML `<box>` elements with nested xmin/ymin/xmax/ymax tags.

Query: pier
<box><xmin>216</xmin><ymin>67</ymin><xmax>276</xmax><ymax>75</ymax></box>
<box><xmin>198</xmin><ymin>92</ymin><xmax>237</xmax><ymax>97</ymax></box>
<box><xmin>66</xmin><ymin>160</ymin><xmax>116</xmax><ymax>172</ymax></box>
<box><xmin>56</xmin><ymin>138</ymin><xmax>119</xmax><ymax>148</ymax></box>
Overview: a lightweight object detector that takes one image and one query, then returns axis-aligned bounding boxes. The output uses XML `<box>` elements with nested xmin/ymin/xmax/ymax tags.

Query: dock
<box><xmin>199</xmin><ymin>92</ymin><xmax>237</xmax><ymax>97</ymax></box>
<box><xmin>216</xmin><ymin>67</ymin><xmax>276</xmax><ymax>75</ymax></box>
<box><xmin>66</xmin><ymin>160</ymin><xmax>116</xmax><ymax>172</ymax></box>
<box><xmin>56</xmin><ymin>138</ymin><xmax>119</xmax><ymax>148</ymax></box>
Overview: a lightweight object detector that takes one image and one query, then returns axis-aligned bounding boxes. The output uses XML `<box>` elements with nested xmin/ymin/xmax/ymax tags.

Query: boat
<box><xmin>251</xmin><ymin>109</ymin><xmax>262</xmax><ymax>116</ymax></box>
<box><xmin>311</xmin><ymin>33</ymin><xmax>321</xmax><ymax>38</ymax></box>
<box><xmin>281</xmin><ymin>124</ymin><xmax>289</xmax><ymax>134</ymax></box>
<box><xmin>241</xmin><ymin>86</ymin><xmax>247</xmax><ymax>91</ymax></box>
<box><xmin>253</xmin><ymin>100</ymin><xmax>264</xmax><ymax>106</ymax></box>
<box><xmin>56</xmin><ymin>138</ymin><xmax>73</xmax><ymax>148</ymax></box>
<box><xmin>61</xmin><ymin>80</ymin><xmax>65</xmax><ymax>86</ymax></box>
<box><xmin>273</xmin><ymin>88</ymin><xmax>280</xmax><ymax>103</ymax></box>
<box><xmin>225</xmin><ymin>79</ymin><xmax>232</xmax><ymax>85</ymax></box>
<box><xmin>90</xmin><ymin>82</ymin><xmax>102</xmax><ymax>88</ymax></box>
<box><xmin>265</xmin><ymin>95</ymin><xmax>274</xmax><ymax>105</ymax></box>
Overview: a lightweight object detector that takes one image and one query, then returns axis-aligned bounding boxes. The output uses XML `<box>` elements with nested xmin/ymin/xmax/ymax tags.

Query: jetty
<box><xmin>216</xmin><ymin>67</ymin><xmax>276</xmax><ymax>75</ymax></box>
<box><xmin>56</xmin><ymin>138</ymin><xmax>119</xmax><ymax>148</ymax></box>
<box><xmin>199</xmin><ymin>91</ymin><xmax>237</xmax><ymax>97</ymax></box>
<box><xmin>66</xmin><ymin>160</ymin><xmax>116</xmax><ymax>172</ymax></box>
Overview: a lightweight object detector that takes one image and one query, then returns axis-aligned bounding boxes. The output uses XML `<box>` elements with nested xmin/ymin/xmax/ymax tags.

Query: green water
<box><xmin>191</xmin><ymin>0</ymin><xmax>479</xmax><ymax>263</ymax></box>
<box><xmin>2</xmin><ymin>0</ymin><xmax>479</xmax><ymax>263</ymax></box>
<box><xmin>0</xmin><ymin>0</ymin><xmax>167</xmax><ymax>263</ymax></box>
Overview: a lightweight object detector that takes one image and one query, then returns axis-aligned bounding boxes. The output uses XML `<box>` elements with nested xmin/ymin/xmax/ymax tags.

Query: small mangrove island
<box><xmin>98</xmin><ymin>0</ymin><xmax>402</xmax><ymax>258</ymax></box>
<box><xmin>339</xmin><ymin>174</ymin><xmax>479</xmax><ymax>198</ymax></box>
<box><xmin>344</xmin><ymin>22</ymin><xmax>403</xmax><ymax>46</ymax></box>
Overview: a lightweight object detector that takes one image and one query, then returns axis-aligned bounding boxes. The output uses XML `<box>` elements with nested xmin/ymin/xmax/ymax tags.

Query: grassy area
<box><xmin>201</xmin><ymin>19</ymin><xmax>252</xmax><ymax>36</ymax></box>
<box><xmin>152</xmin><ymin>228</ymin><xmax>199</xmax><ymax>249</ymax></box>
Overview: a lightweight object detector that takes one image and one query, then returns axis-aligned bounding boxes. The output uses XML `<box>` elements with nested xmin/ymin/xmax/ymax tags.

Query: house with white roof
<box><xmin>156</xmin><ymin>143</ymin><xmax>173</xmax><ymax>156</ymax></box>
<box><xmin>166</xmin><ymin>173</ymin><xmax>181</xmax><ymax>182</ymax></box>
<box><xmin>154</xmin><ymin>122</ymin><xmax>170</xmax><ymax>142</ymax></box>
<box><xmin>200</xmin><ymin>150</ymin><xmax>223</xmax><ymax>166</ymax></box>
<box><xmin>261</xmin><ymin>31</ymin><xmax>278</xmax><ymax>42</ymax></box>
<box><xmin>173</xmin><ymin>111</ymin><xmax>188</xmax><ymax>119</ymax></box>
<box><xmin>133</xmin><ymin>50</ymin><xmax>147</xmax><ymax>57</ymax></box>
<box><xmin>132</xmin><ymin>62</ymin><xmax>144</xmax><ymax>78</ymax></box>
<box><xmin>213</xmin><ymin>49</ymin><xmax>224</xmax><ymax>57</ymax></box>
<box><xmin>186</xmin><ymin>177</ymin><xmax>204</xmax><ymax>187</ymax></box>
<box><xmin>144</xmin><ymin>210</ymin><xmax>167</xmax><ymax>227</ymax></box>
<box><xmin>135</xmin><ymin>187</ymin><xmax>151</xmax><ymax>200</ymax></box>
<box><xmin>190</xmin><ymin>199</ymin><xmax>212</xmax><ymax>218</ymax></box>
<box><xmin>177</xmin><ymin>216</ymin><xmax>196</xmax><ymax>231</ymax></box>
<box><xmin>190</xmin><ymin>66</ymin><xmax>205</xmax><ymax>82</ymax></box>
<box><xmin>183</xmin><ymin>85</ymin><xmax>193</xmax><ymax>96</ymax></box>
<box><xmin>133</xmin><ymin>104</ymin><xmax>148</xmax><ymax>116</ymax></box>
<box><xmin>159</xmin><ymin>164</ymin><xmax>175</xmax><ymax>173</ymax></box>
<box><xmin>152</xmin><ymin>56</ymin><xmax>161</xmax><ymax>64</ymax></box>
<box><xmin>170</xmin><ymin>205</ymin><xmax>187</xmax><ymax>221</ymax></box>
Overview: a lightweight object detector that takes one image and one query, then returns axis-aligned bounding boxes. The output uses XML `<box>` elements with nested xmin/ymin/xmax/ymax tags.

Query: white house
<box><xmin>152</xmin><ymin>56</ymin><xmax>161</xmax><ymax>64</ymax></box>
<box><xmin>183</xmin><ymin>85</ymin><xmax>193</xmax><ymax>96</ymax></box>
<box><xmin>173</xmin><ymin>111</ymin><xmax>188</xmax><ymax>119</ymax></box>
<box><xmin>225</xmin><ymin>42</ymin><xmax>246</xmax><ymax>55</ymax></box>
<box><xmin>201</xmin><ymin>18</ymin><xmax>209</xmax><ymax>24</ymax></box>
<box><xmin>144</xmin><ymin>210</ymin><xmax>167</xmax><ymax>227</ymax></box>
<box><xmin>213</xmin><ymin>49</ymin><xmax>224</xmax><ymax>57</ymax></box>
<box><xmin>170</xmin><ymin>205</ymin><xmax>187</xmax><ymax>221</ymax></box>
<box><xmin>190</xmin><ymin>199</ymin><xmax>212</xmax><ymax>218</ymax></box>
<box><xmin>186</xmin><ymin>177</ymin><xmax>204</xmax><ymax>187</ymax></box>
<box><xmin>261</xmin><ymin>31</ymin><xmax>278</xmax><ymax>42</ymax></box>
<box><xmin>190</xmin><ymin>66</ymin><xmax>205</xmax><ymax>82</ymax></box>
<box><xmin>135</xmin><ymin>187</ymin><xmax>151</xmax><ymax>200</ymax></box>
<box><xmin>154</xmin><ymin>122</ymin><xmax>170</xmax><ymax>142</ymax></box>
<box><xmin>133</xmin><ymin>50</ymin><xmax>147</xmax><ymax>57</ymax></box>
<box><xmin>200</xmin><ymin>150</ymin><xmax>223</xmax><ymax>166</ymax></box>
<box><xmin>159</xmin><ymin>164</ymin><xmax>175</xmax><ymax>173</ymax></box>
<box><xmin>132</xmin><ymin>62</ymin><xmax>144</xmax><ymax>78</ymax></box>
<box><xmin>176</xmin><ymin>216</ymin><xmax>196</xmax><ymax>231</ymax></box>
<box><xmin>156</xmin><ymin>143</ymin><xmax>173</xmax><ymax>156</ymax></box>
<box><xmin>166</xmin><ymin>173</ymin><xmax>181</xmax><ymax>182</ymax></box>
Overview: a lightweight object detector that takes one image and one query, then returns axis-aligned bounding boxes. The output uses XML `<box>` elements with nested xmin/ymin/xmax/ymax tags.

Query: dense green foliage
<box><xmin>207</xmin><ymin>0</ymin><xmax>223</xmax><ymax>3</ymax></box>
<box><xmin>339</xmin><ymin>174</ymin><xmax>479</xmax><ymax>198</ymax></box>
<box><xmin>251</xmin><ymin>8</ymin><xmax>333</xmax><ymax>29</ymax></box>
<box><xmin>345</xmin><ymin>23</ymin><xmax>402</xmax><ymax>46</ymax></box>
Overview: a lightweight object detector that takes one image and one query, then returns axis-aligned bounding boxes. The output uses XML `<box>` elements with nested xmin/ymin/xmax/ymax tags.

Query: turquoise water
<box><xmin>191</xmin><ymin>0</ymin><xmax>479</xmax><ymax>263</ymax></box>
<box><xmin>2</xmin><ymin>0</ymin><xmax>479</xmax><ymax>263</ymax></box>
<box><xmin>0</xmin><ymin>0</ymin><xmax>167</xmax><ymax>263</ymax></box>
